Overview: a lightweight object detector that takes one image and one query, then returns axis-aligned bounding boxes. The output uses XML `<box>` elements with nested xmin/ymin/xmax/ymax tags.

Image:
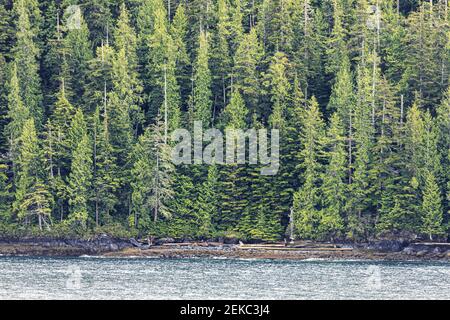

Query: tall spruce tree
<box><xmin>13</xmin><ymin>119</ymin><xmax>52</xmax><ymax>230</ymax></box>
<box><xmin>195</xmin><ymin>164</ymin><xmax>219</xmax><ymax>238</ymax></box>
<box><xmin>67</xmin><ymin>117</ymin><xmax>92</xmax><ymax>228</ymax></box>
<box><xmin>320</xmin><ymin>113</ymin><xmax>346</xmax><ymax>241</ymax></box>
<box><xmin>219</xmin><ymin>89</ymin><xmax>249</xmax><ymax>232</ymax></box>
<box><xmin>292</xmin><ymin>97</ymin><xmax>325</xmax><ymax>240</ymax></box>
<box><xmin>233</xmin><ymin>28</ymin><xmax>263</xmax><ymax>116</ymax></box>
<box><xmin>421</xmin><ymin>170</ymin><xmax>445</xmax><ymax>241</ymax></box>
<box><xmin>192</xmin><ymin>31</ymin><xmax>213</xmax><ymax>127</ymax></box>
<box><xmin>5</xmin><ymin>63</ymin><xmax>30</xmax><ymax>171</ymax></box>
<box><xmin>131</xmin><ymin>117</ymin><xmax>175</xmax><ymax>228</ymax></box>
<box><xmin>92</xmin><ymin>106</ymin><xmax>119</xmax><ymax>226</ymax></box>
<box><xmin>12</xmin><ymin>0</ymin><xmax>43</xmax><ymax>126</ymax></box>
<box><xmin>63</xmin><ymin>7</ymin><xmax>92</xmax><ymax>106</ymax></box>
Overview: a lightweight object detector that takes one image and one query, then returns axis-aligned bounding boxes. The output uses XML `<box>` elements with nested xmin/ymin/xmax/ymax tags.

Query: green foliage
<box><xmin>195</xmin><ymin>164</ymin><xmax>219</xmax><ymax>238</ymax></box>
<box><xmin>131</xmin><ymin>117</ymin><xmax>175</xmax><ymax>229</ymax></box>
<box><xmin>67</xmin><ymin>131</ymin><xmax>92</xmax><ymax>228</ymax></box>
<box><xmin>5</xmin><ymin>63</ymin><xmax>30</xmax><ymax>165</ymax></box>
<box><xmin>192</xmin><ymin>31</ymin><xmax>212</xmax><ymax>127</ymax></box>
<box><xmin>292</xmin><ymin>97</ymin><xmax>325</xmax><ymax>240</ymax></box>
<box><xmin>13</xmin><ymin>119</ymin><xmax>50</xmax><ymax>230</ymax></box>
<box><xmin>92</xmin><ymin>106</ymin><xmax>119</xmax><ymax>226</ymax></box>
<box><xmin>421</xmin><ymin>170</ymin><xmax>445</xmax><ymax>241</ymax></box>
<box><xmin>12</xmin><ymin>0</ymin><xmax>43</xmax><ymax>125</ymax></box>
<box><xmin>320</xmin><ymin>114</ymin><xmax>346</xmax><ymax>241</ymax></box>
<box><xmin>0</xmin><ymin>0</ymin><xmax>449</xmax><ymax>242</ymax></box>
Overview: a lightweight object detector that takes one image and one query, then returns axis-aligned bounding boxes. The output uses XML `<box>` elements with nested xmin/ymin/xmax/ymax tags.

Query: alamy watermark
<box><xmin>365</xmin><ymin>265</ymin><xmax>382</xmax><ymax>290</ymax></box>
<box><xmin>65</xmin><ymin>265</ymin><xmax>82</xmax><ymax>290</ymax></box>
<box><xmin>64</xmin><ymin>5</ymin><xmax>82</xmax><ymax>30</ymax></box>
<box><xmin>171</xmin><ymin>121</ymin><xmax>280</xmax><ymax>176</ymax></box>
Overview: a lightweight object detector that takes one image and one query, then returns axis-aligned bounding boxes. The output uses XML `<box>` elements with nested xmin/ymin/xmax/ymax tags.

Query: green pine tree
<box><xmin>131</xmin><ymin>117</ymin><xmax>175</xmax><ymax>228</ymax></box>
<box><xmin>320</xmin><ymin>113</ymin><xmax>346</xmax><ymax>241</ymax></box>
<box><xmin>196</xmin><ymin>164</ymin><xmax>219</xmax><ymax>238</ymax></box>
<box><xmin>92</xmin><ymin>106</ymin><xmax>119</xmax><ymax>226</ymax></box>
<box><xmin>421</xmin><ymin>170</ymin><xmax>445</xmax><ymax>241</ymax></box>
<box><xmin>192</xmin><ymin>31</ymin><xmax>213</xmax><ymax>127</ymax></box>
<box><xmin>292</xmin><ymin>97</ymin><xmax>325</xmax><ymax>240</ymax></box>
<box><xmin>13</xmin><ymin>118</ymin><xmax>52</xmax><ymax>230</ymax></box>
<box><xmin>12</xmin><ymin>0</ymin><xmax>43</xmax><ymax>125</ymax></box>
<box><xmin>67</xmin><ymin>132</ymin><xmax>93</xmax><ymax>228</ymax></box>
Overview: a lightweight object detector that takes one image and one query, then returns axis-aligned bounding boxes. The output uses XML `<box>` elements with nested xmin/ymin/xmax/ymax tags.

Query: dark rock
<box><xmin>155</xmin><ymin>238</ymin><xmax>175</xmax><ymax>245</ymax></box>
<box><xmin>223</xmin><ymin>238</ymin><xmax>240</xmax><ymax>245</ymax></box>
<box><xmin>416</xmin><ymin>250</ymin><xmax>428</xmax><ymax>257</ymax></box>
<box><xmin>403</xmin><ymin>247</ymin><xmax>415</xmax><ymax>255</ymax></box>
<box><xmin>433</xmin><ymin>247</ymin><xmax>442</xmax><ymax>254</ymax></box>
<box><xmin>367</xmin><ymin>240</ymin><xmax>409</xmax><ymax>252</ymax></box>
<box><xmin>0</xmin><ymin>236</ymin><xmax>132</xmax><ymax>256</ymax></box>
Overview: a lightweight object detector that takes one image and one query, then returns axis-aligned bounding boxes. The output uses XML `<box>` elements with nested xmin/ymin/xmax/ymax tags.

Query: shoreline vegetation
<box><xmin>1</xmin><ymin>1</ymin><xmax>450</xmax><ymax>246</ymax></box>
<box><xmin>1</xmin><ymin>236</ymin><xmax>449</xmax><ymax>261</ymax></box>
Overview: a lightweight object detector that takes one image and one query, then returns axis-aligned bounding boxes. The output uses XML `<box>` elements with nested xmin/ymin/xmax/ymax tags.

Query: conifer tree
<box><xmin>185</xmin><ymin>0</ymin><xmax>215</xmax><ymax>50</ymax></box>
<box><xmin>84</xmin><ymin>43</ymin><xmax>115</xmax><ymax>113</ymax></box>
<box><xmin>146</xmin><ymin>3</ymin><xmax>180</xmax><ymax>131</ymax></box>
<box><xmin>12</xmin><ymin>0</ymin><xmax>43</xmax><ymax>126</ymax></box>
<box><xmin>220</xmin><ymin>89</ymin><xmax>248</xmax><ymax>129</ymax></box>
<box><xmin>292</xmin><ymin>97</ymin><xmax>325</xmax><ymax>240</ymax></box>
<box><xmin>192</xmin><ymin>31</ymin><xmax>212</xmax><ymax>127</ymax></box>
<box><xmin>170</xmin><ymin>3</ymin><xmax>190</xmax><ymax>108</ymax></box>
<box><xmin>82</xmin><ymin>0</ymin><xmax>112</xmax><ymax>47</ymax></box>
<box><xmin>5</xmin><ymin>63</ymin><xmax>30</xmax><ymax>169</ymax></box>
<box><xmin>405</xmin><ymin>102</ymin><xmax>441</xmax><ymax>188</ymax></box>
<box><xmin>293</xmin><ymin>3</ymin><xmax>328</xmax><ymax>103</ymax></box>
<box><xmin>327</xmin><ymin>55</ymin><xmax>354</xmax><ymax>121</ymax></box>
<box><xmin>63</xmin><ymin>8</ymin><xmax>92</xmax><ymax>106</ymax></box>
<box><xmin>92</xmin><ymin>106</ymin><xmax>119</xmax><ymax>226</ymax></box>
<box><xmin>219</xmin><ymin>89</ymin><xmax>249</xmax><ymax>232</ymax></box>
<box><xmin>0</xmin><ymin>163</ymin><xmax>11</xmax><ymax>220</ymax></box>
<box><xmin>0</xmin><ymin>55</ymin><xmax>7</xmax><ymax>153</ymax></box>
<box><xmin>42</xmin><ymin>4</ymin><xmax>72</xmax><ymax>105</ymax></box>
<box><xmin>196</xmin><ymin>164</ymin><xmax>219</xmax><ymax>238</ymax></box>
<box><xmin>403</xmin><ymin>2</ymin><xmax>449</xmax><ymax>110</ymax></box>
<box><xmin>211</xmin><ymin>0</ymin><xmax>232</xmax><ymax>112</ymax></box>
<box><xmin>228</xmin><ymin>0</ymin><xmax>243</xmax><ymax>52</ymax></box>
<box><xmin>421</xmin><ymin>170</ymin><xmax>445</xmax><ymax>241</ymax></box>
<box><xmin>320</xmin><ymin>113</ymin><xmax>346</xmax><ymax>241</ymax></box>
<box><xmin>48</xmin><ymin>83</ymin><xmax>77</xmax><ymax>176</ymax></box>
<box><xmin>114</xmin><ymin>3</ymin><xmax>138</xmax><ymax>68</ymax></box>
<box><xmin>0</xmin><ymin>2</ymin><xmax>14</xmax><ymax>58</ymax></box>
<box><xmin>13</xmin><ymin>119</ymin><xmax>52</xmax><ymax>230</ymax></box>
<box><xmin>67</xmin><ymin>132</ymin><xmax>92</xmax><ymax>228</ymax></box>
<box><xmin>111</xmin><ymin>47</ymin><xmax>143</xmax><ymax>141</ymax></box>
<box><xmin>346</xmin><ymin>65</ymin><xmax>375</xmax><ymax>240</ymax></box>
<box><xmin>131</xmin><ymin>117</ymin><xmax>175</xmax><ymax>228</ymax></box>
<box><xmin>374</xmin><ymin>78</ymin><xmax>418</xmax><ymax>236</ymax></box>
<box><xmin>265</xmin><ymin>51</ymin><xmax>291</xmax><ymax>128</ymax></box>
<box><xmin>233</xmin><ymin>28</ymin><xmax>263</xmax><ymax>115</ymax></box>
<box><xmin>43</xmin><ymin>84</ymin><xmax>76</xmax><ymax>221</ymax></box>
<box><xmin>326</xmin><ymin>0</ymin><xmax>349</xmax><ymax>80</ymax></box>
<box><xmin>263</xmin><ymin>51</ymin><xmax>293</xmax><ymax>231</ymax></box>
<box><xmin>168</xmin><ymin>170</ymin><xmax>198</xmax><ymax>237</ymax></box>
<box><xmin>437</xmin><ymin>87</ymin><xmax>450</xmax><ymax>214</ymax></box>
<box><xmin>67</xmin><ymin>108</ymin><xmax>88</xmax><ymax>155</ymax></box>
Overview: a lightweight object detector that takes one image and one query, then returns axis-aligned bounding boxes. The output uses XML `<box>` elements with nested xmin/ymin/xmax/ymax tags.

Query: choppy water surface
<box><xmin>0</xmin><ymin>256</ymin><xmax>449</xmax><ymax>300</ymax></box>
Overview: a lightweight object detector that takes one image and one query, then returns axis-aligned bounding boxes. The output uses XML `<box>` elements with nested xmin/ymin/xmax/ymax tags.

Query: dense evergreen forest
<box><xmin>0</xmin><ymin>0</ymin><xmax>449</xmax><ymax>242</ymax></box>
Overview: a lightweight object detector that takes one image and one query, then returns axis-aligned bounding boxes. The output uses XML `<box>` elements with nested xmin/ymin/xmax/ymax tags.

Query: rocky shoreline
<box><xmin>0</xmin><ymin>237</ymin><xmax>449</xmax><ymax>261</ymax></box>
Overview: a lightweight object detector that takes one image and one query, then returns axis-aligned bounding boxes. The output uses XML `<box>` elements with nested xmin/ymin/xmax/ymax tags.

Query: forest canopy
<box><xmin>0</xmin><ymin>0</ymin><xmax>449</xmax><ymax>242</ymax></box>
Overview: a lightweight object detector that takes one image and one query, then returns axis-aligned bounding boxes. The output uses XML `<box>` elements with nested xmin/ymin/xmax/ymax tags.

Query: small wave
<box><xmin>211</xmin><ymin>256</ymin><xmax>229</xmax><ymax>260</ymax></box>
<box><xmin>302</xmin><ymin>258</ymin><xmax>328</xmax><ymax>262</ymax></box>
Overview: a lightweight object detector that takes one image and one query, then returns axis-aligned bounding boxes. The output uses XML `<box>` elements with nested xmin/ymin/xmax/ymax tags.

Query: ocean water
<box><xmin>0</xmin><ymin>256</ymin><xmax>449</xmax><ymax>300</ymax></box>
